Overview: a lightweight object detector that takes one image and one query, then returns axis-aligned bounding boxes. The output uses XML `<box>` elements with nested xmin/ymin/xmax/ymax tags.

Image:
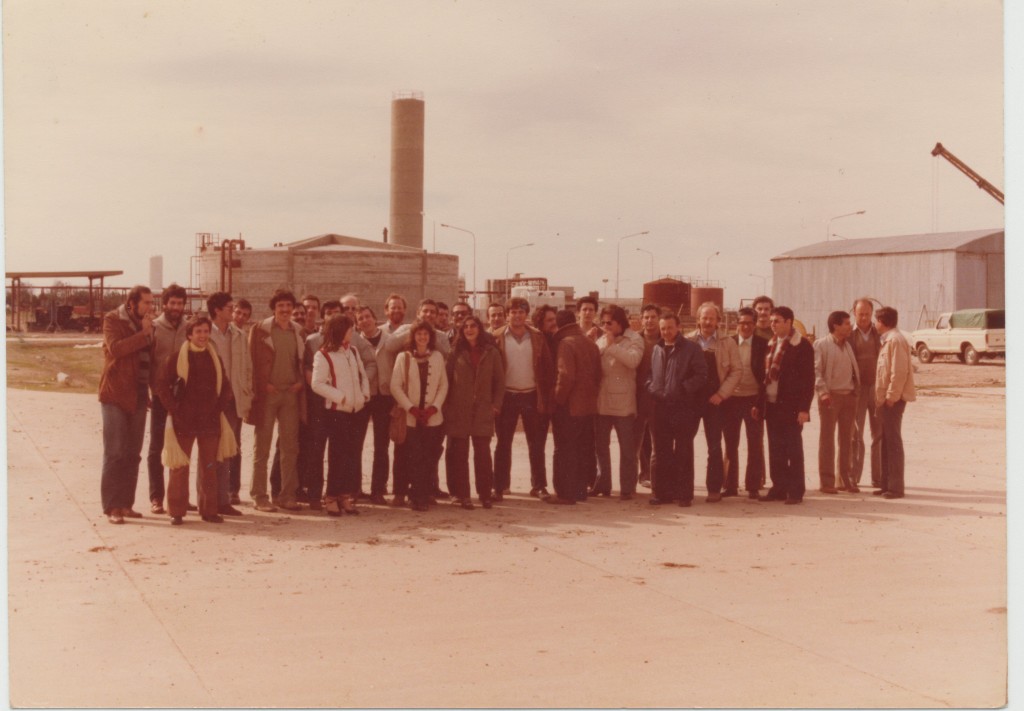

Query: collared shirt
<box><xmin>696</xmin><ymin>331</ymin><xmax>718</xmax><ymax>351</ymax></box>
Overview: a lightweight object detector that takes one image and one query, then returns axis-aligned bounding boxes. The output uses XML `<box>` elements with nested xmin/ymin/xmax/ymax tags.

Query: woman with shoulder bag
<box><xmin>444</xmin><ymin>316</ymin><xmax>505</xmax><ymax>509</ymax></box>
<box><xmin>391</xmin><ymin>319</ymin><xmax>448</xmax><ymax>512</ymax></box>
<box><xmin>310</xmin><ymin>314</ymin><xmax>370</xmax><ymax>516</ymax></box>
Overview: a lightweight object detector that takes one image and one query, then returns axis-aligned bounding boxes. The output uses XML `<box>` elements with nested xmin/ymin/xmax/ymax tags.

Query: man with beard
<box><xmin>147</xmin><ymin>283</ymin><xmax>189</xmax><ymax>515</ymax></box>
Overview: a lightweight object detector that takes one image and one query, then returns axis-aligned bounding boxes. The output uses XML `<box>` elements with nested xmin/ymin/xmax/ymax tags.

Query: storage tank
<box><xmin>690</xmin><ymin>287</ymin><xmax>724</xmax><ymax>316</ymax></box>
<box><xmin>389</xmin><ymin>92</ymin><xmax>425</xmax><ymax>249</ymax></box>
<box><xmin>643</xmin><ymin>278</ymin><xmax>691</xmax><ymax>315</ymax></box>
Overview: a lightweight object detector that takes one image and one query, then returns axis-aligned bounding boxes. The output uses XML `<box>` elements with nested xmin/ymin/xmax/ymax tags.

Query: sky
<box><xmin>1</xmin><ymin>0</ymin><xmax>1011</xmax><ymax>306</ymax></box>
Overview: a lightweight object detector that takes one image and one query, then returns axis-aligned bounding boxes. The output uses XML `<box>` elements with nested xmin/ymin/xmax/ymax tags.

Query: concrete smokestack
<box><xmin>389</xmin><ymin>92</ymin><xmax>425</xmax><ymax>249</ymax></box>
<box><xmin>149</xmin><ymin>255</ymin><xmax>164</xmax><ymax>292</ymax></box>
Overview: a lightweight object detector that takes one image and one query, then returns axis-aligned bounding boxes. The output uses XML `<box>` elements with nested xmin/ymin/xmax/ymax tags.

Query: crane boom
<box><xmin>931</xmin><ymin>142</ymin><xmax>1004</xmax><ymax>205</ymax></box>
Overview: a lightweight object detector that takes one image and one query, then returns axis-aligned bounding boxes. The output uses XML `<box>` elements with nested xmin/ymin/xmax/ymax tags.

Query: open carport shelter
<box><xmin>771</xmin><ymin>228</ymin><xmax>1004</xmax><ymax>337</ymax></box>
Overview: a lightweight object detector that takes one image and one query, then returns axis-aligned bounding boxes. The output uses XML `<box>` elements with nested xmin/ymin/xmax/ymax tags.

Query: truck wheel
<box><xmin>963</xmin><ymin>344</ymin><xmax>980</xmax><ymax>365</ymax></box>
<box><xmin>956</xmin><ymin>352</ymin><xmax>966</xmax><ymax>363</ymax></box>
<box><xmin>916</xmin><ymin>344</ymin><xmax>934</xmax><ymax>364</ymax></box>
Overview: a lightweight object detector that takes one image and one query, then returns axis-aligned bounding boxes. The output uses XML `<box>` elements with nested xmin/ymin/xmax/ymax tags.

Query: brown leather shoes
<box><xmin>107</xmin><ymin>509</ymin><xmax>124</xmax><ymax>525</ymax></box>
<box><xmin>705</xmin><ymin>493</ymin><xmax>723</xmax><ymax>503</ymax></box>
<box><xmin>121</xmin><ymin>508</ymin><xmax>143</xmax><ymax>518</ymax></box>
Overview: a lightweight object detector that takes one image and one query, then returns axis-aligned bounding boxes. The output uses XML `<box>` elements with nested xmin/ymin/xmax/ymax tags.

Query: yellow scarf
<box><xmin>161</xmin><ymin>340</ymin><xmax>238</xmax><ymax>468</ymax></box>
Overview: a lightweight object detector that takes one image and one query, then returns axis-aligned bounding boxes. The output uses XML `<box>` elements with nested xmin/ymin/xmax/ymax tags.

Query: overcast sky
<box><xmin>2</xmin><ymin>0</ymin><xmax>1010</xmax><ymax>305</ymax></box>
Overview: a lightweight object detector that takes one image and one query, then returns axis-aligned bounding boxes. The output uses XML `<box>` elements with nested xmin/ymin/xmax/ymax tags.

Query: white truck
<box><xmin>911</xmin><ymin>309</ymin><xmax>1005</xmax><ymax>365</ymax></box>
<box><xmin>509</xmin><ymin>285</ymin><xmax>566</xmax><ymax>312</ymax></box>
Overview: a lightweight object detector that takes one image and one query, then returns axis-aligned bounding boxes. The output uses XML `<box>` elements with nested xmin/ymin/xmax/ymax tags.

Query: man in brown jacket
<box><xmin>492</xmin><ymin>297</ymin><xmax>555</xmax><ymax>499</ymax></box>
<box><xmin>547</xmin><ymin>309</ymin><xmax>601</xmax><ymax>504</ymax></box>
<box><xmin>247</xmin><ymin>289</ymin><xmax>307</xmax><ymax>512</ymax></box>
<box><xmin>99</xmin><ymin>286</ymin><xmax>155</xmax><ymax>524</ymax></box>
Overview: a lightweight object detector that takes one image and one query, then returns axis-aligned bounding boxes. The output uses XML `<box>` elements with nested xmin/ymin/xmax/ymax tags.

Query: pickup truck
<box><xmin>911</xmin><ymin>309</ymin><xmax>1005</xmax><ymax>365</ymax></box>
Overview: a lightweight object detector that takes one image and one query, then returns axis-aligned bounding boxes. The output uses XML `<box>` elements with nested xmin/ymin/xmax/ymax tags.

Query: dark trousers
<box><xmin>652</xmin><ymin>402</ymin><xmax>699</xmax><ymax>503</ymax></box>
<box><xmin>722</xmin><ymin>394</ymin><xmax>764</xmax><ymax>493</ymax></box>
<box><xmin>227</xmin><ymin>411</ymin><xmax>244</xmax><ymax>496</ymax></box>
<box><xmin>305</xmin><ymin>407</ymin><xmax>328</xmax><ymax>502</ymax></box>
<box><xmin>879</xmin><ymin>399</ymin><xmax>907</xmax><ymax>495</ymax></box>
<box><xmin>168</xmin><ymin>432</ymin><xmax>219</xmax><ymax>518</ymax></box>
<box><xmin>146</xmin><ymin>394</ymin><xmax>168</xmax><ymax>504</ymax></box>
<box><xmin>351</xmin><ymin>406</ymin><xmax>372</xmax><ymax>493</ymax></box>
<box><xmin>100</xmin><ymin>384</ymin><xmax>149</xmax><ymax>514</ymax></box>
<box><xmin>397</xmin><ymin>424</ymin><xmax>444</xmax><ymax>505</ymax></box>
<box><xmin>445</xmin><ymin>435</ymin><xmax>494</xmax><ymax>501</ymax></box>
<box><xmin>594</xmin><ymin>414</ymin><xmax>638</xmax><ymax>495</ymax></box>
<box><xmin>322</xmin><ymin>409</ymin><xmax>362</xmax><ymax>497</ymax></box>
<box><xmin>366</xmin><ymin>395</ymin><xmax>394</xmax><ymax>495</ymax></box>
<box><xmin>494</xmin><ymin>391</ymin><xmax>548</xmax><ymax>491</ymax></box>
<box><xmin>551</xmin><ymin>408</ymin><xmax>593</xmax><ymax>501</ymax></box>
<box><xmin>633</xmin><ymin>403</ymin><xmax>657</xmax><ymax>483</ymax></box>
<box><xmin>817</xmin><ymin>392</ymin><xmax>857</xmax><ymax>489</ymax></box>
<box><xmin>765</xmin><ymin>402</ymin><xmax>806</xmax><ymax>501</ymax></box>
<box><xmin>696</xmin><ymin>400</ymin><xmax>725</xmax><ymax>494</ymax></box>
<box><xmin>852</xmin><ymin>383</ymin><xmax>883</xmax><ymax>487</ymax></box>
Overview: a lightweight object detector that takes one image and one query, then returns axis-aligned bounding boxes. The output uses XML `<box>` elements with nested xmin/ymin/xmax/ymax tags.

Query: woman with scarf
<box><xmin>157</xmin><ymin>316</ymin><xmax>237</xmax><ymax>525</ymax></box>
<box><xmin>310</xmin><ymin>313</ymin><xmax>370</xmax><ymax>516</ymax></box>
<box><xmin>391</xmin><ymin>319</ymin><xmax>448</xmax><ymax>512</ymax></box>
<box><xmin>444</xmin><ymin>315</ymin><xmax>505</xmax><ymax>510</ymax></box>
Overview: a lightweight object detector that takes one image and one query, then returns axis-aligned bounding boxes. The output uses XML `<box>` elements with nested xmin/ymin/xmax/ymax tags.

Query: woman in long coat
<box><xmin>157</xmin><ymin>316</ymin><xmax>237</xmax><ymax>525</ymax></box>
<box><xmin>444</xmin><ymin>316</ymin><xmax>505</xmax><ymax>509</ymax></box>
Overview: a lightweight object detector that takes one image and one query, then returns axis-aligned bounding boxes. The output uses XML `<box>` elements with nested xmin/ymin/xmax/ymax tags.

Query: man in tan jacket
<box><xmin>873</xmin><ymin>306</ymin><xmax>915</xmax><ymax>499</ymax></box>
<box><xmin>687</xmin><ymin>302</ymin><xmax>741</xmax><ymax>502</ymax></box>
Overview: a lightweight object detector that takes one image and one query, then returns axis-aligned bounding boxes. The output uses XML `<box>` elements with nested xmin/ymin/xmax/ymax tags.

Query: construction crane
<box><xmin>931</xmin><ymin>142</ymin><xmax>1004</xmax><ymax>205</ymax></box>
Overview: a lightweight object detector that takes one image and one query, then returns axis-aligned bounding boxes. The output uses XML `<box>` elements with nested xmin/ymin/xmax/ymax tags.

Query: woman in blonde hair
<box><xmin>156</xmin><ymin>316</ymin><xmax>237</xmax><ymax>525</ymax></box>
<box><xmin>311</xmin><ymin>314</ymin><xmax>370</xmax><ymax>516</ymax></box>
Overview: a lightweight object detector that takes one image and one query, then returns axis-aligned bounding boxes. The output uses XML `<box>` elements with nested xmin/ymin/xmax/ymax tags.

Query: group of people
<box><xmin>98</xmin><ymin>284</ymin><xmax>915</xmax><ymax>525</ymax></box>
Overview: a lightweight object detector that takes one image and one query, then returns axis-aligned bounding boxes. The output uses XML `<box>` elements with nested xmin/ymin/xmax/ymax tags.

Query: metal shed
<box><xmin>771</xmin><ymin>228</ymin><xmax>1004</xmax><ymax>336</ymax></box>
<box><xmin>197</xmin><ymin>233</ymin><xmax>460</xmax><ymax>320</ymax></box>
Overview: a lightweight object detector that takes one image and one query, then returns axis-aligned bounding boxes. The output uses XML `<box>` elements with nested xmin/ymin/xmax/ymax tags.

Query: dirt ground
<box><xmin>4</xmin><ymin>345</ymin><xmax>1008</xmax><ymax>708</ymax></box>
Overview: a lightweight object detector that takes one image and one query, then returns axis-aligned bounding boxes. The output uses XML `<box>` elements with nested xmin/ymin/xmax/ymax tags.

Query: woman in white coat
<box><xmin>391</xmin><ymin>319</ymin><xmax>449</xmax><ymax>512</ymax></box>
<box><xmin>311</xmin><ymin>314</ymin><xmax>370</xmax><ymax>516</ymax></box>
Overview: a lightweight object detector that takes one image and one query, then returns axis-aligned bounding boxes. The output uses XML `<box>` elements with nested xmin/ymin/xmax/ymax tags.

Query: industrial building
<box><xmin>196</xmin><ymin>233</ymin><xmax>458</xmax><ymax>319</ymax></box>
<box><xmin>191</xmin><ymin>92</ymin><xmax>463</xmax><ymax>318</ymax></box>
<box><xmin>772</xmin><ymin>228</ymin><xmax>1005</xmax><ymax>337</ymax></box>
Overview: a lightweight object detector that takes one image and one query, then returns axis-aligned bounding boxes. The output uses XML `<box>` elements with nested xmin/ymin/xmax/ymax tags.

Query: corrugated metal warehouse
<box><xmin>772</xmin><ymin>228</ymin><xmax>1004</xmax><ymax>337</ymax></box>
<box><xmin>197</xmin><ymin>233</ymin><xmax>460</xmax><ymax>319</ymax></box>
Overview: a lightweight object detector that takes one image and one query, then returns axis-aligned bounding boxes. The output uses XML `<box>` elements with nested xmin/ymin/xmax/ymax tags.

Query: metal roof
<box><xmin>772</xmin><ymin>228</ymin><xmax>1003</xmax><ymax>260</ymax></box>
<box><xmin>6</xmin><ymin>270</ymin><xmax>124</xmax><ymax>279</ymax></box>
<box><xmin>276</xmin><ymin>233</ymin><xmax>425</xmax><ymax>253</ymax></box>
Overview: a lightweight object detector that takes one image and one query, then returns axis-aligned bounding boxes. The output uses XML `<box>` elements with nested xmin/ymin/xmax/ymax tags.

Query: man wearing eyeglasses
<box><xmin>755</xmin><ymin>306</ymin><xmax>814</xmax><ymax>505</ymax></box>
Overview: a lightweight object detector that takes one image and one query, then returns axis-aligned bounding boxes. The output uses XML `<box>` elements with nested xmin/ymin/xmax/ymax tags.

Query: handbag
<box><xmin>389</xmin><ymin>353</ymin><xmax>412</xmax><ymax>444</ymax></box>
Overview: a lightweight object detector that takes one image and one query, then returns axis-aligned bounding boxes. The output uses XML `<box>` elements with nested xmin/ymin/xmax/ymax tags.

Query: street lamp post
<box><xmin>505</xmin><ymin>242</ymin><xmax>535</xmax><ymax>299</ymax></box>
<box><xmin>636</xmin><ymin>247</ymin><xmax>654</xmax><ymax>282</ymax></box>
<box><xmin>440</xmin><ymin>223</ymin><xmax>476</xmax><ymax>310</ymax></box>
<box><xmin>705</xmin><ymin>251</ymin><xmax>720</xmax><ymax>281</ymax></box>
<box><xmin>826</xmin><ymin>210</ymin><xmax>866</xmax><ymax>241</ymax></box>
<box><xmin>748</xmin><ymin>272</ymin><xmax>768</xmax><ymax>294</ymax></box>
<box><xmin>615</xmin><ymin>230</ymin><xmax>649</xmax><ymax>299</ymax></box>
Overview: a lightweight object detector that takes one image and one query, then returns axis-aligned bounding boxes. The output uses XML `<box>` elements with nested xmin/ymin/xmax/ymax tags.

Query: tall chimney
<box><xmin>389</xmin><ymin>91</ymin><xmax>425</xmax><ymax>249</ymax></box>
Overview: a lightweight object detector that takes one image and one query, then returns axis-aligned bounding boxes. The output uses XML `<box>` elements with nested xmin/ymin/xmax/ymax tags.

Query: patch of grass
<box><xmin>5</xmin><ymin>340</ymin><xmax>105</xmax><ymax>393</ymax></box>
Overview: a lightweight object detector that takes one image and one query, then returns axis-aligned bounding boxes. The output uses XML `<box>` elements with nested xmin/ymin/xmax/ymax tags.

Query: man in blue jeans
<box><xmin>99</xmin><ymin>285</ymin><xmax>155</xmax><ymax>524</ymax></box>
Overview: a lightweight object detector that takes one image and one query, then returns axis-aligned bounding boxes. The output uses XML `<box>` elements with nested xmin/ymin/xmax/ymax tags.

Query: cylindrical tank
<box><xmin>690</xmin><ymin>287</ymin><xmax>724</xmax><ymax>317</ymax></box>
<box><xmin>389</xmin><ymin>93</ymin><xmax>425</xmax><ymax>249</ymax></box>
<box><xmin>643</xmin><ymin>278</ymin><xmax>691</xmax><ymax>315</ymax></box>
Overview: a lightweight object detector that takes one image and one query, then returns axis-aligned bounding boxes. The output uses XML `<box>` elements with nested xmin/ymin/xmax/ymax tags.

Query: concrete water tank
<box><xmin>690</xmin><ymin>287</ymin><xmax>724</xmax><ymax>316</ymax></box>
<box><xmin>389</xmin><ymin>92</ymin><xmax>425</xmax><ymax>249</ymax></box>
<box><xmin>643</xmin><ymin>278</ymin><xmax>691</xmax><ymax>315</ymax></box>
